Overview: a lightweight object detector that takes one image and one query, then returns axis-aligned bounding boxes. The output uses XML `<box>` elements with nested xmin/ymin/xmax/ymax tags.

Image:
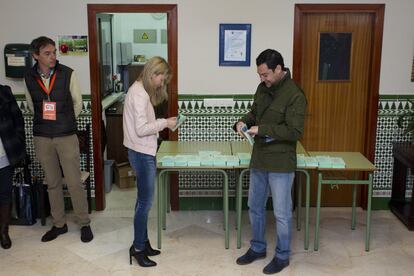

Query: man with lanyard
<box><xmin>24</xmin><ymin>36</ymin><xmax>93</xmax><ymax>243</ymax></box>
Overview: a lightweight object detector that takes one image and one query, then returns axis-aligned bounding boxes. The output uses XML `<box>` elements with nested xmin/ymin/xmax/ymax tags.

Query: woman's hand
<box><xmin>166</xmin><ymin>117</ymin><xmax>177</xmax><ymax>130</ymax></box>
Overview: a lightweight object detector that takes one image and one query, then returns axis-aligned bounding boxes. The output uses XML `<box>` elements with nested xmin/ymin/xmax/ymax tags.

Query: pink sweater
<box><xmin>123</xmin><ymin>81</ymin><xmax>168</xmax><ymax>156</ymax></box>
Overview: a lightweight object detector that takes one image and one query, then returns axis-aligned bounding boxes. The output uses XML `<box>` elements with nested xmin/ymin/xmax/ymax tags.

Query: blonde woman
<box><xmin>123</xmin><ymin>56</ymin><xmax>176</xmax><ymax>267</ymax></box>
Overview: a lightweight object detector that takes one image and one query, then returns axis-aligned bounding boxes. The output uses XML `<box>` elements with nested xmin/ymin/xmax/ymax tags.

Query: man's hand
<box><xmin>236</xmin><ymin>121</ymin><xmax>245</xmax><ymax>136</ymax></box>
<box><xmin>247</xmin><ymin>126</ymin><xmax>258</xmax><ymax>136</ymax></box>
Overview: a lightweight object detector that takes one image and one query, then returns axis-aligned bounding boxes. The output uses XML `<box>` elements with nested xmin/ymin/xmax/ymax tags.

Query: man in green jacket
<box><xmin>235</xmin><ymin>49</ymin><xmax>307</xmax><ymax>274</ymax></box>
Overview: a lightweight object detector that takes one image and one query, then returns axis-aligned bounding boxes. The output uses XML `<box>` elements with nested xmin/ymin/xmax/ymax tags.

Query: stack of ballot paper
<box><xmin>225</xmin><ymin>155</ymin><xmax>240</xmax><ymax>166</ymax></box>
<box><xmin>174</xmin><ymin>155</ymin><xmax>188</xmax><ymax>166</ymax></box>
<box><xmin>237</xmin><ymin>152</ymin><xmax>251</xmax><ymax>165</ymax></box>
<box><xmin>171</xmin><ymin>114</ymin><xmax>187</xmax><ymax>132</ymax></box>
<box><xmin>297</xmin><ymin>154</ymin><xmax>306</xmax><ymax>167</ymax></box>
<box><xmin>187</xmin><ymin>155</ymin><xmax>201</xmax><ymax>167</ymax></box>
<box><xmin>199</xmin><ymin>150</ymin><xmax>221</xmax><ymax>166</ymax></box>
<box><xmin>199</xmin><ymin>150</ymin><xmax>221</xmax><ymax>157</ymax></box>
<box><xmin>160</xmin><ymin>153</ymin><xmax>346</xmax><ymax>169</ymax></box>
<box><xmin>241</xmin><ymin>124</ymin><xmax>254</xmax><ymax>146</ymax></box>
<box><xmin>303</xmin><ymin>156</ymin><xmax>319</xmax><ymax>167</ymax></box>
<box><xmin>200</xmin><ymin>156</ymin><xmax>214</xmax><ymax>166</ymax></box>
<box><xmin>213</xmin><ymin>155</ymin><xmax>227</xmax><ymax>166</ymax></box>
<box><xmin>160</xmin><ymin>155</ymin><xmax>175</xmax><ymax>166</ymax></box>
<box><xmin>315</xmin><ymin>155</ymin><xmax>332</xmax><ymax>168</ymax></box>
<box><xmin>330</xmin><ymin>157</ymin><xmax>346</xmax><ymax>168</ymax></box>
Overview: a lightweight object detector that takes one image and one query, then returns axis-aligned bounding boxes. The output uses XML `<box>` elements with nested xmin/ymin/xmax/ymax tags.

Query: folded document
<box><xmin>240</xmin><ymin>124</ymin><xmax>254</xmax><ymax>146</ymax></box>
<box><xmin>171</xmin><ymin>114</ymin><xmax>186</xmax><ymax>132</ymax></box>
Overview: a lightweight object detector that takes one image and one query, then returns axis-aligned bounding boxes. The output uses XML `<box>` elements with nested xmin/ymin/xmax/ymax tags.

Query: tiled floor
<box><xmin>2</xmin><ymin>185</ymin><xmax>414</xmax><ymax>276</ymax></box>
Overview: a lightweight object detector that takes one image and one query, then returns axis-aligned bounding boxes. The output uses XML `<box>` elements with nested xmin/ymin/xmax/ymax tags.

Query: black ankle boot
<box><xmin>0</xmin><ymin>204</ymin><xmax>12</xmax><ymax>249</ymax></box>
<box><xmin>145</xmin><ymin>240</ymin><xmax>161</xmax><ymax>256</ymax></box>
<box><xmin>0</xmin><ymin>225</ymin><xmax>11</xmax><ymax>249</ymax></box>
<box><xmin>129</xmin><ymin>246</ymin><xmax>157</xmax><ymax>267</ymax></box>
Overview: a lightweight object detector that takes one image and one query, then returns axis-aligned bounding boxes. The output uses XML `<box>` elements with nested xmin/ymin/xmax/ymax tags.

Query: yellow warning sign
<box><xmin>133</xmin><ymin>29</ymin><xmax>157</xmax><ymax>43</ymax></box>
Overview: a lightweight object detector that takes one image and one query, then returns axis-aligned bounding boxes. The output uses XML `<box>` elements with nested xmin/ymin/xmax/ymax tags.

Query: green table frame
<box><xmin>157</xmin><ymin>168</ymin><xmax>229</xmax><ymax>249</ymax></box>
<box><xmin>314</xmin><ymin>172</ymin><xmax>373</xmax><ymax>251</ymax></box>
<box><xmin>310</xmin><ymin>151</ymin><xmax>376</xmax><ymax>252</ymax></box>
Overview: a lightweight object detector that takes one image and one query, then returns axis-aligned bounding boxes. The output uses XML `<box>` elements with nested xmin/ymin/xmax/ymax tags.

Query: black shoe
<box><xmin>129</xmin><ymin>246</ymin><xmax>157</xmax><ymax>267</ymax></box>
<box><xmin>0</xmin><ymin>225</ymin><xmax>11</xmax><ymax>249</ymax></box>
<box><xmin>0</xmin><ymin>204</ymin><xmax>12</xmax><ymax>249</ymax></box>
<box><xmin>263</xmin><ymin>257</ymin><xmax>289</xmax><ymax>274</ymax></box>
<box><xmin>145</xmin><ymin>240</ymin><xmax>161</xmax><ymax>256</ymax></box>
<box><xmin>41</xmin><ymin>224</ymin><xmax>68</xmax><ymax>242</ymax></box>
<box><xmin>236</xmin><ymin>248</ymin><xmax>266</xmax><ymax>265</ymax></box>
<box><xmin>80</xmin><ymin>225</ymin><xmax>94</xmax><ymax>243</ymax></box>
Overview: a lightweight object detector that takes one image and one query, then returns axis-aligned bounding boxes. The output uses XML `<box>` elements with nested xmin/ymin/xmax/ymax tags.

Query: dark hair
<box><xmin>256</xmin><ymin>49</ymin><xmax>284</xmax><ymax>71</ymax></box>
<box><xmin>29</xmin><ymin>36</ymin><xmax>55</xmax><ymax>55</ymax></box>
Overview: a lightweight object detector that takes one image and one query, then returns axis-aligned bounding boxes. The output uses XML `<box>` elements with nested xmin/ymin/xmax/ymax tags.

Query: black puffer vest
<box><xmin>24</xmin><ymin>62</ymin><xmax>77</xmax><ymax>137</ymax></box>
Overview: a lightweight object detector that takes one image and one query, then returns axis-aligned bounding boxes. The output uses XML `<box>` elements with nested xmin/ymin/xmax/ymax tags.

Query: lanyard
<box><xmin>36</xmin><ymin>71</ymin><xmax>57</xmax><ymax>99</ymax></box>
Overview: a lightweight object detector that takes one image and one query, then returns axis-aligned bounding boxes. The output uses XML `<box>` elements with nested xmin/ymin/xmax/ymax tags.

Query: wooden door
<box><xmin>87</xmin><ymin>4</ymin><xmax>178</xmax><ymax>210</ymax></box>
<box><xmin>293</xmin><ymin>4</ymin><xmax>384</xmax><ymax>206</ymax></box>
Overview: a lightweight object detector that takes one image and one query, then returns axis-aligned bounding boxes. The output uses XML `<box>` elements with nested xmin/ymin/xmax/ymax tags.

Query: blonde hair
<box><xmin>138</xmin><ymin>56</ymin><xmax>172</xmax><ymax>106</ymax></box>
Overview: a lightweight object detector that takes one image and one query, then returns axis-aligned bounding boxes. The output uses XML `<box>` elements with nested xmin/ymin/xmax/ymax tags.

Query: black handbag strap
<box><xmin>14</xmin><ymin>170</ymin><xmax>24</xmax><ymax>185</ymax></box>
<box><xmin>23</xmin><ymin>163</ymin><xmax>32</xmax><ymax>186</ymax></box>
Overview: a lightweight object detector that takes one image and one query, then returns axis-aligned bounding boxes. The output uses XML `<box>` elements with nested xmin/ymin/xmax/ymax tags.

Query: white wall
<box><xmin>0</xmin><ymin>0</ymin><xmax>413</xmax><ymax>95</ymax></box>
<box><xmin>112</xmin><ymin>13</ymin><xmax>168</xmax><ymax>65</ymax></box>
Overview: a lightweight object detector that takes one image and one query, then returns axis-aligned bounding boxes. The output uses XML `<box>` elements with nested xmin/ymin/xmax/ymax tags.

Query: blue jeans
<box><xmin>128</xmin><ymin>149</ymin><xmax>156</xmax><ymax>251</ymax></box>
<box><xmin>248</xmin><ymin>168</ymin><xmax>294</xmax><ymax>260</ymax></box>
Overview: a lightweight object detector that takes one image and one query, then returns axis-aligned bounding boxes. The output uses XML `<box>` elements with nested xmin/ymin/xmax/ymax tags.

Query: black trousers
<box><xmin>0</xmin><ymin>165</ymin><xmax>13</xmax><ymax>205</ymax></box>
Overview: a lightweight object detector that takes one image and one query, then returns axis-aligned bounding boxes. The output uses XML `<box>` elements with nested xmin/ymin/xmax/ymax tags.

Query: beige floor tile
<box><xmin>3</xmin><ymin>187</ymin><xmax>414</xmax><ymax>275</ymax></box>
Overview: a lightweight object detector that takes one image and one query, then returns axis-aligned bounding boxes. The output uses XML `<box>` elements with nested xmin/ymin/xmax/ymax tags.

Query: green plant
<box><xmin>397</xmin><ymin>99</ymin><xmax>414</xmax><ymax>141</ymax></box>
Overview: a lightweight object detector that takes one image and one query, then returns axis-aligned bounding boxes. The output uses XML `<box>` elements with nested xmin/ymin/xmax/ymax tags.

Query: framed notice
<box><xmin>219</xmin><ymin>24</ymin><xmax>251</xmax><ymax>66</ymax></box>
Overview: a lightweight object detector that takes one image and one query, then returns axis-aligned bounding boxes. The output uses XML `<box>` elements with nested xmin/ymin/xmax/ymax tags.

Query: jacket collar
<box><xmin>29</xmin><ymin>60</ymin><xmax>61</xmax><ymax>77</ymax></box>
<box><xmin>267</xmin><ymin>68</ymin><xmax>291</xmax><ymax>93</ymax></box>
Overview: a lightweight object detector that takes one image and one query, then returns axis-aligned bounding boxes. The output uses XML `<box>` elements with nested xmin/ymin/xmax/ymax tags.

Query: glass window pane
<box><xmin>319</xmin><ymin>33</ymin><xmax>352</xmax><ymax>81</ymax></box>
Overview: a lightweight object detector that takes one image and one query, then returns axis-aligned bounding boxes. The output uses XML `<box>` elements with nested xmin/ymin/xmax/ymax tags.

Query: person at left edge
<box><xmin>24</xmin><ymin>36</ymin><xmax>93</xmax><ymax>243</ymax></box>
<box><xmin>0</xmin><ymin>84</ymin><xmax>26</xmax><ymax>249</ymax></box>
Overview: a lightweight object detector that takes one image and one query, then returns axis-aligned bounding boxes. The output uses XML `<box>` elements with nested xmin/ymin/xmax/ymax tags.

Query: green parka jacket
<box><xmin>240</xmin><ymin>69</ymin><xmax>307</xmax><ymax>172</ymax></box>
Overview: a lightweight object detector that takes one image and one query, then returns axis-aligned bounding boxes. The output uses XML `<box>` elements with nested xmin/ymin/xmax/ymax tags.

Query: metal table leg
<box><xmin>314</xmin><ymin>172</ymin><xmax>323</xmax><ymax>251</ymax></box>
<box><xmin>237</xmin><ymin>169</ymin><xmax>249</xmax><ymax>249</ymax></box>
<box><xmin>157</xmin><ymin>170</ymin><xmax>163</xmax><ymax>249</ymax></box>
<box><xmin>296</xmin><ymin>172</ymin><xmax>302</xmax><ymax>231</ymax></box>
<box><xmin>157</xmin><ymin>168</ymin><xmax>229</xmax><ymax>249</ymax></box>
<box><xmin>297</xmin><ymin>169</ymin><xmax>310</xmax><ymax>250</ymax></box>
<box><xmin>366</xmin><ymin>173</ymin><xmax>373</xmax><ymax>251</ymax></box>
<box><xmin>351</xmin><ymin>184</ymin><xmax>357</xmax><ymax>230</ymax></box>
<box><xmin>314</xmin><ymin>171</ymin><xmax>373</xmax><ymax>252</ymax></box>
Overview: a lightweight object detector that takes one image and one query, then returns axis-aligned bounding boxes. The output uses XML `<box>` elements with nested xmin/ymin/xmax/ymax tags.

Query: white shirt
<box><xmin>24</xmin><ymin>71</ymin><xmax>83</xmax><ymax>118</ymax></box>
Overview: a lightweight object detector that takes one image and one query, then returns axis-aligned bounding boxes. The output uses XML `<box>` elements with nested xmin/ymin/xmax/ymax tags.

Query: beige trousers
<box><xmin>34</xmin><ymin>135</ymin><xmax>90</xmax><ymax>227</ymax></box>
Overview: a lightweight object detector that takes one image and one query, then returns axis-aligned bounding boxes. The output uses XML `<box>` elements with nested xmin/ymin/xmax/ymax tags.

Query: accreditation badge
<box><xmin>42</xmin><ymin>101</ymin><xmax>57</xmax><ymax>120</ymax></box>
